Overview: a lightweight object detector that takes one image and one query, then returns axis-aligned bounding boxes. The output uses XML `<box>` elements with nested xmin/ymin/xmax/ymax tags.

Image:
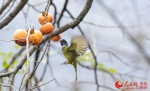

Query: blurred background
<box><xmin>0</xmin><ymin>0</ymin><xmax>150</xmax><ymax>91</ymax></box>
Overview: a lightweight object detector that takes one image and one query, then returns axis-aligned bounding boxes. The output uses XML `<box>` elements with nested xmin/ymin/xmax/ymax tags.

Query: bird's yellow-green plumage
<box><xmin>60</xmin><ymin>35</ymin><xmax>89</xmax><ymax>81</ymax></box>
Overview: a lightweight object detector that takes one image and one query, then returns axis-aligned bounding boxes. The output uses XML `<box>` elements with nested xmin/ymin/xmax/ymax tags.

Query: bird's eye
<box><xmin>60</xmin><ymin>39</ymin><xmax>68</xmax><ymax>46</ymax></box>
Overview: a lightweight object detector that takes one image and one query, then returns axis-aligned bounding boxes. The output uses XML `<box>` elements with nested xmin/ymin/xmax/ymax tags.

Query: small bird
<box><xmin>60</xmin><ymin>35</ymin><xmax>89</xmax><ymax>81</ymax></box>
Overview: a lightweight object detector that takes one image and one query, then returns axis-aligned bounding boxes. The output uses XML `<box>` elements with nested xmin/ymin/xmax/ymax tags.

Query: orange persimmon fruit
<box><xmin>30</xmin><ymin>30</ymin><xmax>43</xmax><ymax>45</ymax></box>
<box><xmin>38</xmin><ymin>12</ymin><xmax>53</xmax><ymax>24</ymax></box>
<box><xmin>51</xmin><ymin>34</ymin><xmax>61</xmax><ymax>41</ymax></box>
<box><xmin>40</xmin><ymin>22</ymin><xmax>54</xmax><ymax>35</ymax></box>
<box><xmin>13</xmin><ymin>29</ymin><xmax>32</xmax><ymax>46</ymax></box>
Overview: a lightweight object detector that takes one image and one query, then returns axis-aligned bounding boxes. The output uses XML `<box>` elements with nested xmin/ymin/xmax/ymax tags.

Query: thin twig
<box><xmin>45</xmin><ymin>0</ymin><xmax>51</xmax><ymax>12</ymax></box>
<box><xmin>0</xmin><ymin>37</ymin><xmax>26</xmax><ymax>42</ymax></box>
<box><xmin>29</xmin><ymin>39</ymin><xmax>51</xmax><ymax>79</ymax></box>
<box><xmin>77</xmin><ymin>81</ymin><xmax>117</xmax><ymax>91</ymax></box>
<box><xmin>51</xmin><ymin>2</ymin><xmax>57</xmax><ymax>25</ymax></box>
<box><xmin>57</xmin><ymin>0</ymin><xmax>68</xmax><ymax>27</ymax></box>
<box><xmin>58</xmin><ymin>12</ymin><xmax>141</xmax><ymax>29</ymax></box>
<box><xmin>26</xmin><ymin>78</ymin><xmax>55</xmax><ymax>91</ymax></box>
<box><xmin>19</xmin><ymin>73</ymin><xmax>27</xmax><ymax>91</ymax></box>
<box><xmin>77</xmin><ymin>60</ymin><xmax>149</xmax><ymax>79</ymax></box>
<box><xmin>34</xmin><ymin>0</ymin><xmax>48</xmax><ymax>6</ymax></box>
<box><xmin>26</xmin><ymin>23</ymin><xmax>34</xmax><ymax>91</ymax></box>
<box><xmin>0</xmin><ymin>83</ymin><xmax>18</xmax><ymax>91</ymax></box>
<box><xmin>39</xmin><ymin>47</ymin><xmax>50</xmax><ymax>81</ymax></box>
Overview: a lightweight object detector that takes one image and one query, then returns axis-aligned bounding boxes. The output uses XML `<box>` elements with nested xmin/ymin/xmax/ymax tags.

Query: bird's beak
<box><xmin>59</xmin><ymin>39</ymin><xmax>63</xmax><ymax>42</ymax></box>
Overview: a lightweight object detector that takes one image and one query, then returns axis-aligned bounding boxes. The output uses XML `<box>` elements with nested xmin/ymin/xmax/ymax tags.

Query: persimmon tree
<box><xmin>0</xmin><ymin>0</ymin><xmax>149</xmax><ymax>91</ymax></box>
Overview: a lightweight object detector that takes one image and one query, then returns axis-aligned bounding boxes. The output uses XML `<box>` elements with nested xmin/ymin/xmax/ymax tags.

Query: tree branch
<box><xmin>0</xmin><ymin>0</ymin><xmax>93</xmax><ymax>80</ymax></box>
<box><xmin>0</xmin><ymin>83</ymin><xmax>17</xmax><ymax>91</ymax></box>
<box><xmin>1</xmin><ymin>48</ymin><xmax>25</xmax><ymax>73</ymax></box>
<box><xmin>0</xmin><ymin>0</ymin><xmax>16</xmax><ymax>20</ymax></box>
<box><xmin>25</xmin><ymin>78</ymin><xmax>55</xmax><ymax>91</ymax></box>
<box><xmin>57</xmin><ymin>0</ymin><xmax>69</xmax><ymax>27</ymax></box>
<box><xmin>19</xmin><ymin>73</ymin><xmax>27</xmax><ymax>91</ymax></box>
<box><xmin>0</xmin><ymin>0</ymin><xmax>12</xmax><ymax>14</ymax></box>
<box><xmin>6</xmin><ymin>74</ymin><xmax>15</xmax><ymax>91</ymax></box>
<box><xmin>0</xmin><ymin>0</ymin><xmax>28</xmax><ymax>29</ymax></box>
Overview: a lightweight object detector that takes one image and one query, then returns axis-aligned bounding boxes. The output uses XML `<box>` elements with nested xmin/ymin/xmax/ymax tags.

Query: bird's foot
<box><xmin>61</xmin><ymin>61</ymin><xmax>68</xmax><ymax>66</ymax></box>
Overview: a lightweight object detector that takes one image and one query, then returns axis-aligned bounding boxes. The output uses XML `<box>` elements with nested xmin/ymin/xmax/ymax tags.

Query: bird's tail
<box><xmin>72</xmin><ymin>61</ymin><xmax>77</xmax><ymax>81</ymax></box>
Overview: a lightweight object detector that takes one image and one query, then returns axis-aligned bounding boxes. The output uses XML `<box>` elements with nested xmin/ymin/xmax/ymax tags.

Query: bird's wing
<box><xmin>67</xmin><ymin>35</ymin><xmax>89</xmax><ymax>57</ymax></box>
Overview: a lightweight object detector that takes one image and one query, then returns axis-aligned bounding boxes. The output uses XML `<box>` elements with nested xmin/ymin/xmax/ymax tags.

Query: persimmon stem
<box><xmin>45</xmin><ymin>0</ymin><xmax>51</xmax><ymax>12</ymax></box>
<box><xmin>41</xmin><ymin>0</ymin><xmax>51</xmax><ymax>25</ymax></box>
